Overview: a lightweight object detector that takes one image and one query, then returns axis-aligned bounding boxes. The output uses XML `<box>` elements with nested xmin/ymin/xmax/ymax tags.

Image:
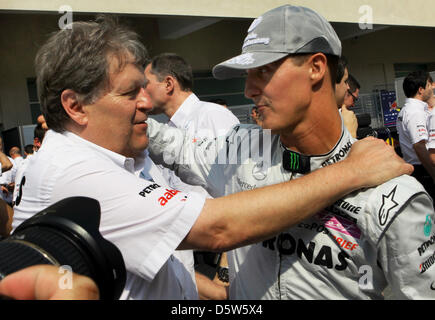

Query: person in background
<box><xmin>8</xmin><ymin>147</ymin><xmax>23</xmax><ymax>168</ymax></box>
<box><xmin>146</xmin><ymin>4</ymin><xmax>431</xmax><ymax>299</ymax></box>
<box><xmin>335</xmin><ymin>57</ymin><xmax>357</xmax><ymax>139</ymax></box>
<box><xmin>396</xmin><ymin>70</ymin><xmax>434</xmax><ymax>197</ymax></box>
<box><xmin>343</xmin><ymin>74</ymin><xmax>361</xmax><ymax>108</ymax></box>
<box><xmin>425</xmin><ymin>94</ymin><xmax>435</xmax><ymax>192</ymax></box>
<box><xmin>23</xmin><ymin>144</ymin><xmax>34</xmax><ymax>158</ymax></box>
<box><xmin>209</xmin><ymin>98</ymin><xmax>228</xmax><ymax>109</ymax></box>
<box><xmin>37</xmin><ymin>114</ymin><xmax>48</xmax><ymax>131</ymax></box>
<box><xmin>144</xmin><ymin>53</ymin><xmax>239</xmax><ymax>298</ymax></box>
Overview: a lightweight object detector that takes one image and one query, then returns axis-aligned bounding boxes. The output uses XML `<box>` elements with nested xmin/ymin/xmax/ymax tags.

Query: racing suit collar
<box><xmin>281</xmin><ymin>129</ymin><xmax>355</xmax><ymax>174</ymax></box>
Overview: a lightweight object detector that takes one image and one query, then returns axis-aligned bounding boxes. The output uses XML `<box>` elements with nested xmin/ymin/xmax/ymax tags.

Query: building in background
<box><xmin>0</xmin><ymin>0</ymin><xmax>434</xmax><ymax>133</ymax></box>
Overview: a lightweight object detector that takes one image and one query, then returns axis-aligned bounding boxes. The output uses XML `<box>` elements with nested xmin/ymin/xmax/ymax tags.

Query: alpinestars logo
<box><xmin>378</xmin><ymin>186</ymin><xmax>398</xmax><ymax>226</ymax></box>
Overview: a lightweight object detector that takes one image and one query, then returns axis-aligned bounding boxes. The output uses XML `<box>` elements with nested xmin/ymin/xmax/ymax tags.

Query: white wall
<box><xmin>0</xmin><ymin>11</ymin><xmax>434</xmax><ymax>130</ymax></box>
<box><xmin>342</xmin><ymin>26</ymin><xmax>435</xmax><ymax>94</ymax></box>
<box><xmin>2</xmin><ymin>0</ymin><xmax>435</xmax><ymax>26</ymax></box>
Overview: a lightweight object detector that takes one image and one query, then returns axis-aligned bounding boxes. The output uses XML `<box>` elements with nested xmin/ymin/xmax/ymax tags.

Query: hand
<box><xmin>1</xmin><ymin>186</ymin><xmax>8</xmax><ymax>196</ymax></box>
<box><xmin>0</xmin><ymin>265</ymin><xmax>99</xmax><ymax>300</ymax></box>
<box><xmin>7</xmin><ymin>183</ymin><xmax>14</xmax><ymax>193</ymax></box>
<box><xmin>341</xmin><ymin>105</ymin><xmax>357</xmax><ymax>138</ymax></box>
<box><xmin>344</xmin><ymin>137</ymin><xmax>413</xmax><ymax>188</ymax></box>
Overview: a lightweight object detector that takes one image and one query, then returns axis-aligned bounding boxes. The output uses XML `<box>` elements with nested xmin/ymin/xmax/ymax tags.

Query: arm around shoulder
<box><xmin>180</xmin><ymin>137</ymin><xmax>413</xmax><ymax>252</ymax></box>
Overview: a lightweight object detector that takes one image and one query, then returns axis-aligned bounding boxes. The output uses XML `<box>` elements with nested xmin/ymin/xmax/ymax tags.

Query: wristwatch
<box><xmin>216</xmin><ymin>266</ymin><xmax>229</xmax><ymax>283</ymax></box>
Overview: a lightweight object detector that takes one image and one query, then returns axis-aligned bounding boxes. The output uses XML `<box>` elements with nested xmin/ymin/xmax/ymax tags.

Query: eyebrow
<box><xmin>119</xmin><ymin>78</ymin><xmax>146</xmax><ymax>93</ymax></box>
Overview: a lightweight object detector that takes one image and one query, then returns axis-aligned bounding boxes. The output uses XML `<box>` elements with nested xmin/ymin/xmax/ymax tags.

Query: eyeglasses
<box><xmin>347</xmin><ymin>89</ymin><xmax>359</xmax><ymax>102</ymax></box>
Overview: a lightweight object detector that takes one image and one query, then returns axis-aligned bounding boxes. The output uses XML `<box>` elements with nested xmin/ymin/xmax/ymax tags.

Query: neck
<box><xmin>412</xmin><ymin>94</ymin><xmax>425</xmax><ymax>102</ymax></box>
<box><xmin>165</xmin><ymin>91</ymin><xmax>192</xmax><ymax>118</ymax></box>
<box><xmin>279</xmin><ymin>93</ymin><xmax>342</xmax><ymax>155</ymax></box>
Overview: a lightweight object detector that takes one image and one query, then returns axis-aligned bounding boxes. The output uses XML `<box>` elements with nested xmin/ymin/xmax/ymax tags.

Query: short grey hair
<box><xmin>35</xmin><ymin>15</ymin><xmax>149</xmax><ymax>132</ymax></box>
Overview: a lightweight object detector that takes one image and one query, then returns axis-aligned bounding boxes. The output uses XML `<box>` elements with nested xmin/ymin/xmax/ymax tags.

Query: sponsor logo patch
<box><xmin>139</xmin><ymin>183</ymin><xmax>161</xmax><ymax>197</ymax></box>
<box><xmin>424</xmin><ymin>215</ymin><xmax>432</xmax><ymax>237</ymax></box>
<box><xmin>236</xmin><ymin>176</ymin><xmax>256</xmax><ymax>190</ymax></box>
<box><xmin>321</xmin><ymin>140</ymin><xmax>352</xmax><ymax>167</ymax></box>
<box><xmin>420</xmin><ymin>251</ymin><xmax>435</xmax><ymax>274</ymax></box>
<box><xmin>226</xmin><ymin>53</ymin><xmax>255</xmax><ymax>66</ymax></box>
<box><xmin>318</xmin><ymin>211</ymin><xmax>361</xmax><ymax>239</ymax></box>
<box><xmin>158</xmin><ymin>188</ymin><xmax>180</xmax><ymax>206</ymax></box>
<box><xmin>262</xmin><ymin>233</ymin><xmax>350</xmax><ymax>271</ymax></box>
<box><xmin>378</xmin><ymin>186</ymin><xmax>398</xmax><ymax>226</ymax></box>
<box><xmin>417</xmin><ymin>233</ymin><xmax>435</xmax><ymax>256</ymax></box>
<box><xmin>252</xmin><ymin>161</ymin><xmax>267</xmax><ymax>181</ymax></box>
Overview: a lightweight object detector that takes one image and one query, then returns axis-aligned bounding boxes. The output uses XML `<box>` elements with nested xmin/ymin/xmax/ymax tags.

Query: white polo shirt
<box><xmin>12</xmin><ymin>129</ymin><xmax>205</xmax><ymax>300</ymax></box>
<box><xmin>169</xmin><ymin>93</ymin><xmax>240</xmax><ymax>138</ymax></box>
<box><xmin>134</xmin><ymin>150</ymin><xmax>200</xmax><ymax>300</ymax></box>
<box><xmin>161</xmin><ymin>93</ymin><xmax>239</xmax><ymax>294</ymax></box>
<box><xmin>396</xmin><ymin>98</ymin><xmax>430</xmax><ymax>164</ymax></box>
<box><xmin>427</xmin><ymin>108</ymin><xmax>435</xmax><ymax>150</ymax></box>
<box><xmin>0</xmin><ymin>156</ymin><xmax>15</xmax><ymax>204</ymax></box>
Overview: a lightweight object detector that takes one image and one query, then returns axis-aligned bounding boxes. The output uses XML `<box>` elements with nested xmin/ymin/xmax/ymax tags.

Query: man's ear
<box><xmin>308</xmin><ymin>53</ymin><xmax>327</xmax><ymax>85</ymax></box>
<box><xmin>60</xmin><ymin>89</ymin><xmax>88</xmax><ymax>126</ymax></box>
<box><xmin>165</xmin><ymin>76</ymin><xmax>175</xmax><ymax>95</ymax></box>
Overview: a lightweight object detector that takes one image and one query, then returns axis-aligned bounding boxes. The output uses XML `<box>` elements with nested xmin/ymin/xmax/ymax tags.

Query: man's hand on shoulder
<box><xmin>344</xmin><ymin>137</ymin><xmax>413</xmax><ymax>189</ymax></box>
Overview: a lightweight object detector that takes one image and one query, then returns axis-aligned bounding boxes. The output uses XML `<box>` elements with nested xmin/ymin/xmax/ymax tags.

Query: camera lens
<box><xmin>0</xmin><ymin>197</ymin><xmax>126</xmax><ymax>300</ymax></box>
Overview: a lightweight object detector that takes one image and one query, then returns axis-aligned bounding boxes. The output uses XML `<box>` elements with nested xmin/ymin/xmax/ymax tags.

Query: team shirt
<box><xmin>147</xmin><ymin>118</ymin><xmax>435</xmax><ymax>299</ymax></box>
<box><xmin>12</xmin><ymin>129</ymin><xmax>206</xmax><ymax>299</ymax></box>
<box><xmin>427</xmin><ymin>108</ymin><xmax>435</xmax><ymax>150</ymax></box>
<box><xmin>396</xmin><ymin>98</ymin><xmax>430</xmax><ymax>164</ymax></box>
<box><xmin>0</xmin><ymin>156</ymin><xmax>15</xmax><ymax>204</ymax></box>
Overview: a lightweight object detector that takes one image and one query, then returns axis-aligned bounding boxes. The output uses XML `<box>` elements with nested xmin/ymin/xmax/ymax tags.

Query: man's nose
<box><xmin>137</xmin><ymin>88</ymin><xmax>153</xmax><ymax>111</ymax></box>
<box><xmin>244</xmin><ymin>71</ymin><xmax>261</xmax><ymax>99</ymax></box>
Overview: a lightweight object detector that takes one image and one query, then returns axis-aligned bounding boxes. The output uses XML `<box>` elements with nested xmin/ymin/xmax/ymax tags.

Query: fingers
<box><xmin>346</xmin><ymin>137</ymin><xmax>411</xmax><ymax>187</ymax></box>
<box><xmin>0</xmin><ymin>265</ymin><xmax>99</xmax><ymax>300</ymax></box>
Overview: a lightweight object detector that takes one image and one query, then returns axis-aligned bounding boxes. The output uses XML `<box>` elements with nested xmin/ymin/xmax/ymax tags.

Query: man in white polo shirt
<box><xmin>396</xmin><ymin>70</ymin><xmax>435</xmax><ymax>197</ymax></box>
<box><xmin>144</xmin><ymin>53</ymin><xmax>239</xmax><ymax>297</ymax></box>
<box><xmin>12</xmin><ymin>15</ymin><xmax>410</xmax><ymax>300</ymax></box>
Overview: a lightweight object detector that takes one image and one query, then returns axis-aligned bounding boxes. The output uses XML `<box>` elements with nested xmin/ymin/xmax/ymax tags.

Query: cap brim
<box><xmin>212</xmin><ymin>52</ymin><xmax>288</xmax><ymax>80</ymax></box>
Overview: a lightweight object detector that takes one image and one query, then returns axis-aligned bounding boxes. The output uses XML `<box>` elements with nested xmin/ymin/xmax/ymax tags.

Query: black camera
<box><xmin>0</xmin><ymin>197</ymin><xmax>126</xmax><ymax>299</ymax></box>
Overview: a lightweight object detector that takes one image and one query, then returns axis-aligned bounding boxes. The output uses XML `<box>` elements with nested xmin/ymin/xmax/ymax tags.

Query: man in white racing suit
<box><xmin>146</xmin><ymin>5</ymin><xmax>435</xmax><ymax>299</ymax></box>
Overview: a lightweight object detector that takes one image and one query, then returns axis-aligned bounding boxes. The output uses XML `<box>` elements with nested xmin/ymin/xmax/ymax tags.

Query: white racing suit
<box><xmin>146</xmin><ymin>118</ymin><xmax>435</xmax><ymax>299</ymax></box>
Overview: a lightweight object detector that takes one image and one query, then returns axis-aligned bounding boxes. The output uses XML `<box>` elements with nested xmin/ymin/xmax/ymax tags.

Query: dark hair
<box><xmin>34</xmin><ymin>124</ymin><xmax>47</xmax><ymax>142</ymax></box>
<box><xmin>24</xmin><ymin>144</ymin><xmax>34</xmax><ymax>155</ymax></box>
<box><xmin>347</xmin><ymin>74</ymin><xmax>360</xmax><ymax>93</ymax></box>
<box><xmin>289</xmin><ymin>53</ymin><xmax>338</xmax><ymax>87</ymax></box>
<box><xmin>209</xmin><ymin>98</ymin><xmax>227</xmax><ymax>106</ymax></box>
<box><xmin>148</xmin><ymin>53</ymin><xmax>193</xmax><ymax>91</ymax></box>
<box><xmin>9</xmin><ymin>147</ymin><xmax>21</xmax><ymax>156</ymax></box>
<box><xmin>335</xmin><ymin>56</ymin><xmax>348</xmax><ymax>84</ymax></box>
<box><xmin>403</xmin><ymin>70</ymin><xmax>433</xmax><ymax>98</ymax></box>
<box><xmin>35</xmin><ymin>15</ymin><xmax>148</xmax><ymax>132</ymax></box>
